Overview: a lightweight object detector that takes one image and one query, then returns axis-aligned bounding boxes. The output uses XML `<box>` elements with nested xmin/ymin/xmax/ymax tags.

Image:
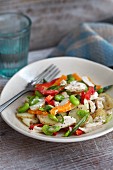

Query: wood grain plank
<box><xmin>0</xmin><ymin>0</ymin><xmax>113</xmax><ymax>50</ymax></box>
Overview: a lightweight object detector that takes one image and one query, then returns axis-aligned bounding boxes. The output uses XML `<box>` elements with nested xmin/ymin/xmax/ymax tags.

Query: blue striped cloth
<box><xmin>48</xmin><ymin>23</ymin><xmax>113</xmax><ymax>67</ymax></box>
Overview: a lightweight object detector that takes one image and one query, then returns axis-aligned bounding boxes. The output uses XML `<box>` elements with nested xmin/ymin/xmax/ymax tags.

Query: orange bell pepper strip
<box><xmin>50</xmin><ymin>101</ymin><xmax>73</xmax><ymax>115</ymax></box>
<box><xmin>53</xmin><ymin>75</ymin><xmax>67</xmax><ymax>86</ymax></box>
<box><xmin>28</xmin><ymin>109</ymin><xmax>48</xmax><ymax>116</ymax></box>
<box><xmin>72</xmin><ymin>73</ymin><xmax>82</xmax><ymax>81</ymax></box>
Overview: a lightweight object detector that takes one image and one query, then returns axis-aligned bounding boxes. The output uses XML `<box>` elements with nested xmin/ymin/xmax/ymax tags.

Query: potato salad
<box><xmin>16</xmin><ymin>73</ymin><xmax>113</xmax><ymax>137</ymax></box>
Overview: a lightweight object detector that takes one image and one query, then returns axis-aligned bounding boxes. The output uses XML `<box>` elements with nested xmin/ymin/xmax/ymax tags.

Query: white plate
<box><xmin>1</xmin><ymin>57</ymin><xmax>113</xmax><ymax>143</ymax></box>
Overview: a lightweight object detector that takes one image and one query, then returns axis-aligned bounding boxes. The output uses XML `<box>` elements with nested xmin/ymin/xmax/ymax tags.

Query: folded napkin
<box><xmin>49</xmin><ymin>23</ymin><xmax>113</xmax><ymax>67</ymax></box>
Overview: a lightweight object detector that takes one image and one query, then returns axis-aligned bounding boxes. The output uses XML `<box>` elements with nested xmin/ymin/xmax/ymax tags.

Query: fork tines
<box><xmin>31</xmin><ymin>64</ymin><xmax>60</xmax><ymax>85</ymax></box>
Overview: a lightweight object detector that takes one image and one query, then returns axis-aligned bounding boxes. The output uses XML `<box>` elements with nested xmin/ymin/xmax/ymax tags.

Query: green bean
<box><xmin>105</xmin><ymin>114</ymin><xmax>112</xmax><ymax>123</ymax></box>
<box><xmin>42</xmin><ymin>125</ymin><xmax>53</xmax><ymax>135</ymax></box>
<box><xmin>17</xmin><ymin>103</ymin><xmax>30</xmax><ymax>113</ymax></box>
<box><xmin>69</xmin><ymin>95</ymin><xmax>80</xmax><ymax>106</ymax></box>
<box><xmin>97</xmin><ymin>88</ymin><xmax>104</xmax><ymax>94</ymax></box>
<box><xmin>48</xmin><ymin>85</ymin><xmax>60</xmax><ymax>90</ymax></box>
<box><xmin>77</xmin><ymin>110</ymin><xmax>89</xmax><ymax>118</ymax></box>
<box><xmin>85</xmin><ymin>86</ymin><xmax>88</xmax><ymax>92</ymax></box>
<box><xmin>54</xmin><ymin>94</ymin><xmax>65</xmax><ymax>101</ymax></box>
<box><xmin>28</xmin><ymin>96</ymin><xmax>34</xmax><ymax>104</ymax></box>
<box><xmin>76</xmin><ymin>94</ymin><xmax>81</xmax><ymax>101</ymax></box>
<box><xmin>94</xmin><ymin>85</ymin><xmax>96</xmax><ymax>90</ymax></box>
<box><xmin>66</xmin><ymin>91</ymin><xmax>73</xmax><ymax>96</ymax></box>
<box><xmin>45</xmin><ymin>105</ymin><xmax>54</xmax><ymax>111</ymax></box>
<box><xmin>39</xmin><ymin>107</ymin><xmax>45</xmax><ymax>111</ymax></box>
<box><xmin>29</xmin><ymin>96</ymin><xmax>39</xmax><ymax>106</ymax></box>
<box><xmin>97</xmin><ymin>85</ymin><xmax>113</xmax><ymax>94</ymax></box>
<box><xmin>42</xmin><ymin>125</ymin><xmax>61</xmax><ymax>135</ymax></box>
<box><xmin>27</xmin><ymin>96</ymin><xmax>31</xmax><ymax>99</ymax></box>
<box><xmin>39</xmin><ymin>105</ymin><xmax>53</xmax><ymax>111</ymax></box>
<box><xmin>64</xmin><ymin>129</ymin><xmax>71</xmax><ymax>137</ymax></box>
<box><xmin>103</xmin><ymin>85</ymin><xmax>113</xmax><ymax>92</ymax></box>
<box><xmin>48</xmin><ymin>114</ymin><xmax>59</xmax><ymax>122</ymax></box>
<box><xmin>67</xmin><ymin>74</ymin><xmax>75</xmax><ymax>83</ymax></box>
<box><xmin>56</xmin><ymin>114</ymin><xmax>64</xmax><ymax>123</ymax></box>
<box><xmin>35</xmin><ymin>90</ymin><xmax>43</xmax><ymax>97</ymax></box>
<box><xmin>48</xmin><ymin>113</ymin><xmax>64</xmax><ymax>123</ymax></box>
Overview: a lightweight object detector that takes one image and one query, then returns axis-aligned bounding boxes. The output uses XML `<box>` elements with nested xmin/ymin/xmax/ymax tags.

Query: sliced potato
<box><xmin>82</xmin><ymin>115</ymin><xmax>93</xmax><ymax>127</ymax></box>
<box><xmin>99</xmin><ymin>93</ymin><xmax>113</xmax><ymax>110</ymax></box>
<box><xmin>31</xmin><ymin>117</ymin><xmax>39</xmax><ymax>124</ymax></box>
<box><xmin>92</xmin><ymin>108</ymin><xmax>107</xmax><ymax>122</ymax></box>
<box><xmin>37</xmin><ymin>115</ymin><xmax>57</xmax><ymax>125</ymax></box>
<box><xmin>69</xmin><ymin>105</ymin><xmax>88</xmax><ymax>123</ymax></box>
<box><xmin>16</xmin><ymin>112</ymin><xmax>35</xmax><ymax>119</ymax></box>
<box><xmin>86</xmin><ymin>115</ymin><xmax>93</xmax><ymax>124</ymax></box>
<box><xmin>22</xmin><ymin>117</ymin><xmax>39</xmax><ymax>127</ymax></box>
<box><xmin>38</xmin><ymin>112</ymin><xmax>67</xmax><ymax>126</ymax></box>
<box><xmin>69</xmin><ymin>108</ymin><xmax>80</xmax><ymax>123</ymax></box>
<box><xmin>59</xmin><ymin>98</ymin><xmax>69</xmax><ymax>106</ymax></box>
<box><xmin>77</xmin><ymin>104</ymin><xmax>89</xmax><ymax>111</ymax></box>
<box><xmin>55</xmin><ymin>116</ymin><xmax>76</xmax><ymax>129</ymax></box>
<box><xmin>33</xmin><ymin>126</ymin><xmax>42</xmax><ymax>133</ymax></box>
<box><xmin>106</xmin><ymin>109</ymin><xmax>113</xmax><ymax>115</ymax></box>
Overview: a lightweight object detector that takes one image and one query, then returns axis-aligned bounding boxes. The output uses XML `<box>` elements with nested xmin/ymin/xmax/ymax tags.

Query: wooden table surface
<box><xmin>0</xmin><ymin>49</ymin><xmax>113</xmax><ymax>170</ymax></box>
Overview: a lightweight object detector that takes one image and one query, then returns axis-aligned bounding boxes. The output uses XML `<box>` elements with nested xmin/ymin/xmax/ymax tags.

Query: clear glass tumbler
<box><xmin>0</xmin><ymin>12</ymin><xmax>32</xmax><ymax>78</ymax></box>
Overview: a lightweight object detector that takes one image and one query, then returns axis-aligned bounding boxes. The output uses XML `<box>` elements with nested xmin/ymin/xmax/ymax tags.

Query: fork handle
<box><xmin>0</xmin><ymin>89</ymin><xmax>30</xmax><ymax>113</ymax></box>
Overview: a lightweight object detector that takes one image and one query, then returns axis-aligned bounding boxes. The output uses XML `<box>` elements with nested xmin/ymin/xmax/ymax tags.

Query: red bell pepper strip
<box><xmin>88</xmin><ymin>86</ymin><xmax>95</xmax><ymax>95</ymax></box>
<box><xmin>53</xmin><ymin>132</ymin><xmax>58</xmax><ymax>136</ymax></box>
<box><xmin>44</xmin><ymin>90</ymin><xmax>59</xmax><ymax>96</ymax></box>
<box><xmin>45</xmin><ymin>95</ymin><xmax>55</xmax><ymax>106</ymax></box>
<box><xmin>45</xmin><ymin>95</ymin><xmax>54</xmax><ymax>103</ymax></box>
<box><xmin>35</xmin><ymin>78</ymin><xmax>58</xmax><ymax>89</ymax></box>
<box><xmin>29</xmin><ymin>123</ymin><xmax>43</xmax><ymax>130</ymax></box>
<box><xmin>47</xmin><ymin>100</ymin><xmax>55</xmax><ymax>106</ymax></box>
<box><xmin>74</xmin><ymin>129</ymin><xmax>84</xmax><ymax>136</ymax></box>
<box><xmin>81</xmin><ymin>86</ymin><xmax>95</xmax><ymax>104</ymax></box>
<box><xmin>35</xmin><ymin>84</ymin><xmax>59</xmax><ymax>96</ymax></box>
<box><xmin>35</xmin><ymin>78</ymin><xmax>61</xmax><ymax>96</ymax></box>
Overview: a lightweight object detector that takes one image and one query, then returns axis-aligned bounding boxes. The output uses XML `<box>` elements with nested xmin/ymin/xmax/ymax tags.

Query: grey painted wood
<box><xmin>0</xmin><ymin>49</ymin><xmax>113</xmax><ymax>170</ymax></box>
<box><xmin>1</xmin><ymin>0</ymin><xmax>113</xmax><ymax>50</ymax></box>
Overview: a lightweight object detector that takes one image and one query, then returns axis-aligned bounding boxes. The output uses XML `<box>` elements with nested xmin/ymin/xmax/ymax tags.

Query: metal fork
<box><xmin>0</xmin><ymin>64</ymin><xmax>60</xmax><ymax>113</ymax></box>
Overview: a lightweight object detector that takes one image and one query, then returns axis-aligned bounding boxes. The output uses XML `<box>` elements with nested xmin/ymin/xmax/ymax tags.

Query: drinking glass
<box><xmin>0</xmin><ymin>12</ymin><xmax>32</xmax><ymax>78</ymax></box>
